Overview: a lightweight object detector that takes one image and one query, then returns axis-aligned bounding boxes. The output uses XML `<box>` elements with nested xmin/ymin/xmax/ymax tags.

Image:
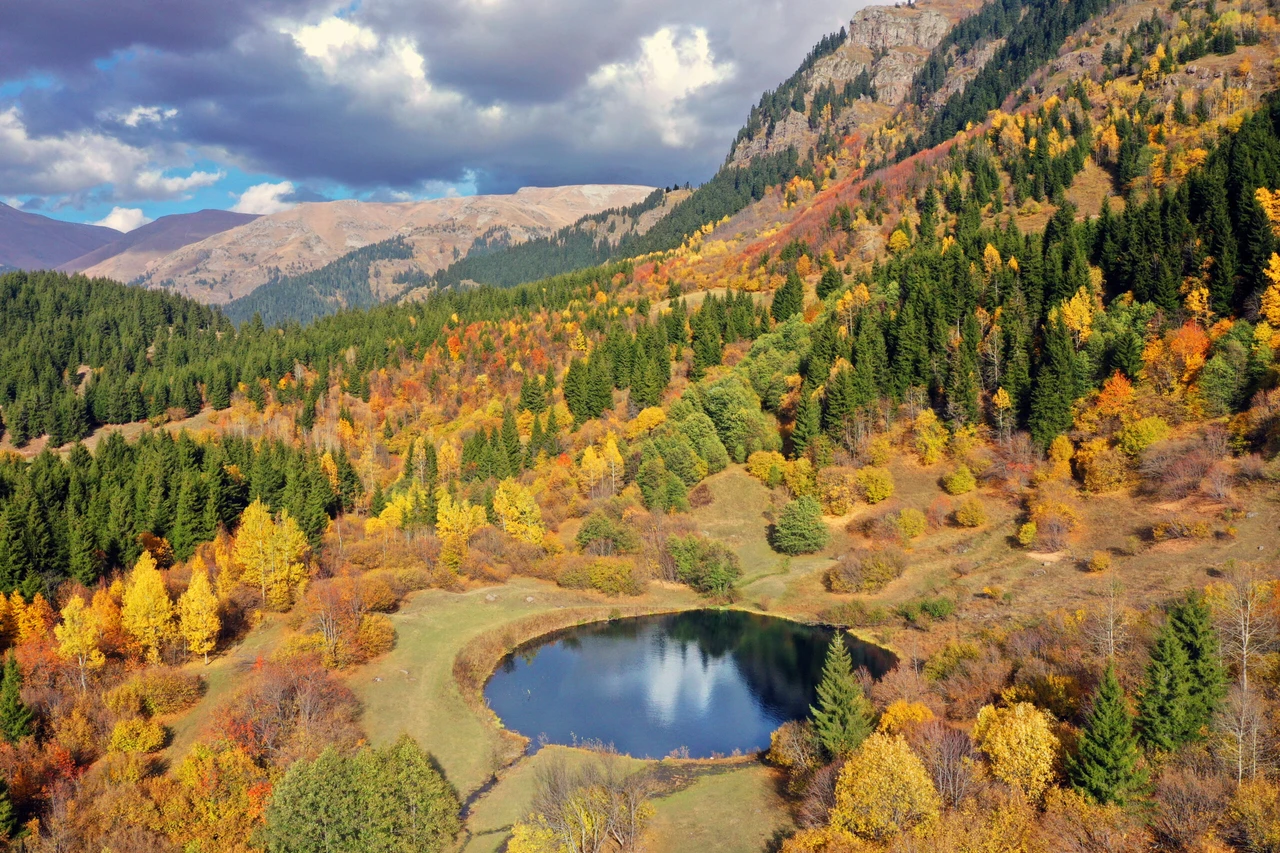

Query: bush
<box><xmin>106</xmin><ymin>669</ymin><xmax>204</xmax><ymax>717</ymax></box>
<box><xmin>821</xmin><ymin>600</ymin><xmax>891</xmax><ymax>628</ymax></box>
<box><xmin>954</xmin><ymin>497</ymin><xmax>987</xmax><ymax>527</ymax></box>
<box><xmin>771</xmin><ymin>496</ymin><xmax>830</xmax><ymax>554</ymax></box>
<box><xmin>109</xmin><ymin>718</ymin><xmax>167</xmax><ymax>754</ymax></box>
<box><xmin>816</xmin><ymin>466</ymin><xmax>858</xmax><ymax>514</ymax></box>
<box><xmin>1017</xmin><ymin>522</ymin><xmax>1038</xmax><ymax>547</ymax></box>
<box><xmin>942</xmin><ymin>465</ymin><xmax>976</xmax><ymax>495</ymax></box>
<box><xmin>558</xmin><ymin>559</ymin><xmax>645</xmax><ymax>597</ymax></box>
<box><xmin>575</xmin><ymin>511</ymin><xmax>639</xmax><ymax>556</ymax></box>
<box><xmin>358</xmin><ymin>614</ymin><xmax>397</xmax><ymax>658</ymax></box>
<box><xmin>855</xmin><ymin>467</ymin><xmax>895</xmax><ymax>504</ymax></box>
<box><xmin>1087</xmin><ymin>551</ymin><xmax>1111</xmax><ymax>573</ymax></box>
<box><xmin>667</xmin><ymin>535</ymin><xmax>741</xmax><ymax>597</ymax></box>
<box><xmin>1117</xmin><ymin>416</ymin><xmax>1171</xmax><ymax>456</ymax></box>
<box><xmin>747</xmin><ymin>450</ymin><xmax>787</xmax><ymax>482</ymax></box>
<box><xmin>923</xmin><ymin>641</ymin><xmax>980</xmax><ymax>681</ymax></box>
<box><xmin>826</xmin><ymin>548</ymin><xmax>906</xmax><ymax>594</ymax></box>
<box><xmin>896</xmin><ymin>596</ymin><xmax>956</xmax><ymax>625</ymax></box>
<box><xmin>894</xmin><ymin>508</ymin><xmax>927</xmax><ymax>540</ymax></box>
<box><xmin>1076</xmin><ymin>438</ymin><xmax>1129</xmax><ymax>493</ymax></box>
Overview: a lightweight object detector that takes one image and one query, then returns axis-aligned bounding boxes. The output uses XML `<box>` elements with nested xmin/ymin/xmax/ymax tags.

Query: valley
<box><xmin>1</xmin><ymin>0</ymin><xmax>1280</xmax><ymax>849</ymax></box>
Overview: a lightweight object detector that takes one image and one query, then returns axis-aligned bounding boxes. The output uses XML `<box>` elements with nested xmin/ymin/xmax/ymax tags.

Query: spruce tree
<box><xmin>0</xmin><ymin>654</ymin><xmax>33</xmax><ymax>744</ymax></box>
<box><xmin>500</xmin><ymin>407</ymin><xmax>522</xmax><ymax>474</ymax></box>
<box><xmin>771</xmin><ymin>270</ymin><xmax>804</xmax><ymax>322</ymax></box>
<box><xmin>1029</xmin><ymin>316</ymin><xmax>1078</xmax><ymax>449</ymax></box>
<box><xmin>1068</xmin><ymin>664</ymin><xmax>1147</xmax><ymax>805</ymax></box>
<box><xmin>791</xmin><ymin>387</ymin><xmax>821</xmax><ymax>458</ymax></box>
<box><xmin>1137</xmin><ymin>622</ymin><xmax>1194</xmax><ymax>752</ymax></box>
<box><xmin>1168</xmin><ymin>592</ymin><xmax>1226</xmax><ymax>740</ymax></box>
<box><xmin>0</xmin><ymin>775</ymin><xmax>14</xmax><ymax>840</ymax></box>
<box><xmin>816</xmin><ymin>266</ymin><xmax>844</xmax><ymax>300</ymax></box>
<box><xmin>810</xmin><ymin>636</ymin><xmax>873</xmax><ymax>757</ymax></box>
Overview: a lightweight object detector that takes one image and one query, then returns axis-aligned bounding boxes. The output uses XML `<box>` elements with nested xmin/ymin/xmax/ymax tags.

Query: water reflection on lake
<box><xmin>483</xmin><ymin>610</ymin><xmax>895</xmax><ymax>759</ymax></box>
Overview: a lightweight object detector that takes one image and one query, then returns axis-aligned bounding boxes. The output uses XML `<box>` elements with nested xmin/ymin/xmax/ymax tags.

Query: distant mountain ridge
<box><xmin>121</xmin><ymin>185</ymin><xmax>656</xmax><ymax>305</ymax></box>
<box><xmin>61</xmin><ymin>210</ymin><xmax>260</xmax><ymax>280</ymax></box>
<box><xmin>0</xmin><ymin>203</ymin><xmax>121</xmax><ymax>269</ymax></box>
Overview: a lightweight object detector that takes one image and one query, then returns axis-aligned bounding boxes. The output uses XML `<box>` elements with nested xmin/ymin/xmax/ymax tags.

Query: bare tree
<box><xmin>909</xmin><ymin>720</ymin><xmax>977</xmax><ymax>808</ymax></box>
<box><xmin>1218</xmin><ymin>685</ymin><xmax>1270</xmax><ymax>784</ymax></box>
<box><xmin>1085</xmin><ymin>580</ymin><xmax>1130</xmax><ymax>662</ymax></box>
<box><xmin>531</xmin><ymin>756</ymin><xmax>654</xmax><ymax>853</ymax></box>
<box><xmin>1149</xmin><ymin>759</ymin><xmax>1230</xmax><ymax>851</ymax></box>
<box><xmin>1214</xmin><ymin>563</ymin><xmax>1276</xmax><ymax>694</ymax></box>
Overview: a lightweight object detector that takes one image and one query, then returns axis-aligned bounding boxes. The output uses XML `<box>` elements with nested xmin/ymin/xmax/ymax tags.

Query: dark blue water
<box><xmin>483</xmin><ymin>610</ymin><xmax>895</xmax><ymax>759</ymax></box>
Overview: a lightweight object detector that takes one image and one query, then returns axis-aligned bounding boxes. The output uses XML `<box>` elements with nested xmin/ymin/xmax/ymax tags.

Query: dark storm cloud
<box><xmin>2</xmin><ymin>0</ymin><xmax>864</xmax><ymax>201</ymax></box>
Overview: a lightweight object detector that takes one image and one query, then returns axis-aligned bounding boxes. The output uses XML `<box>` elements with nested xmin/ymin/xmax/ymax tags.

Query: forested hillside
<box><xmin>4</xmin><ymin>0</ymin><xmax>1280</xmax><ymax>849</ymax></box>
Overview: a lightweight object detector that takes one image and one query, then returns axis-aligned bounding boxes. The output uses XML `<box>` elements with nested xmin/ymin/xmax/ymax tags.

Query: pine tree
<box><xmin>1068</xmin><ymin>664</ymin><xmax>1147</xmax><ymax>805</ymax></box>
<box><xmin>0</xmin><ymin>653</ymin><xmax>33</xmax><ymax>743</ymax></box>
<box><xmin>810</xmin><ymin>636</ymin><xmax>873</xmax><ymax>757</ymax></box>
<box><xmin>1137</xmin><ymin>620</ymin><xmax>1194</xmax><ymax>752</ymax></box>
<box><xmin>791</xmin><ymin>387</ymin><xmax>821</xmax><ymax>458</ymax></box>
<box><xmin>772</xmin><ymin>270</ymin><xmax>804</xmax><ymax>322</ymax></box>
<box><xmin>171</xmin><ymin>473</ymin><xmax>203</xmax><ymax>561</ymax></box>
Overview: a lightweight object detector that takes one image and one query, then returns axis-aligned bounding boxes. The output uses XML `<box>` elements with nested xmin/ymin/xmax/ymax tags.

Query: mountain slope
<box><xmin>62</xmin><ymin>209</ymin><xmax>259</xmax><ymax>280</ymax></box>
<box><xmin>132</xmin><ymin>185</ymin><xmax>654</xmax><ymax>304</ymax></box>
<box><xmin>0</xmin><ymin>203</ymin><xmax>121</xmax><ymax>269</ymax></box>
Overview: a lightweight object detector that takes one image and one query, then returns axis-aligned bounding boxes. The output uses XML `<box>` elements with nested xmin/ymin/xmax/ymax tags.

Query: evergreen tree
<box><xmin>1028</xmin><ymin>317</ymin><xmax>1078</xmax><ymax>448</ymax></box>
<box><xmin>791</xmin><ymin>387</ymin><xmax>821</xmax><ymax>458</ymax></box>
<box><xmin>810</xmin><ymin>636</ymin><xmax>873</xmax><ymax>757</ymax></box>
<box><xmin>1168</xmin><ymin>592</ymin><xmax>1227</xmax><ymax>740</ymax></box>
<box><xmin>1137</xmin><ymin>621</ymin><xmax>1194</xmax><ymax>752</ymax></box>
<box><xmin>0</xmin><ymin>776</ymin><xmax>14</xmax><ymax>840</ymax></box>
<box><xmin>500</xmin><ymin>407</ymin><xmax>522</xmax><ymax>474</ymax></box>
<box><xmin>817</xmin><ymin>265</ymin><xmax>844</xmax><ymax>299</ymax></box>
<box><xmin>1067</xmin><ymin>664</ymin><xmax>1147</xmax><ymax>805</ymax></box>
<box><xmin>518</xmin><ymin>374</ymin><xmax>546</xmax><ymax>413</ymax></box>
<box><xmin>0</xmin><ymin>654</ymin><xmax>33</xmax><ymax>743</ymax></box>
<box><xmin>772</xmin><ymin>270</ymin><xmax>804</xmax><ymax>322</ymax></box>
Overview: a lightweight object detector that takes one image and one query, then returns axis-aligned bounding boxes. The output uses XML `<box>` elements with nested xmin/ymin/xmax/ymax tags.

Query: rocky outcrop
<box><xmin>847</xmin><ymin>6</ymin><xmax>950</xmax><ymax>53</ymax></box>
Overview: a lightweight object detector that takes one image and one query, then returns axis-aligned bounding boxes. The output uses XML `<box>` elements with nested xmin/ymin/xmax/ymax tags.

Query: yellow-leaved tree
<box><xmin>973</xmin><ymin>702</ymin><xmax>1060</xmax><ymax>802</ymax></box>
<box><xmin>493</xmin><ymin>479</ymin><xmax>545</xmax><ymax>545</ymax></box>
<box><xmin>435</xmin><ymin>490</ymin><xmax>489</xmax><ymax>578</ymax></box>
<box><xmin>121</xmin><ymin>550</ymin><xmax>176</xmax><ymax>662</ymax></box>
<box><xmin>829</xmin><ymin>732</ymin><xmax>941</xmax><ymax>840</ymax></box>
<box><xmin>232</xmin><ymin>499</ymin><xmax>310</xmax><ymax>611</ymax></box>
<box><xmin>54</xmin><ymin>595</ymin><xmax>105</xmax><ymax>689</ymax></box>
<box><xmin>1260</xmin><ymin>253</ymin><xmax>1280</xmax><ymax>326</ymax></box>
<box><xmin>179</xmin><ymin>559</ymin><xmax>221</xmax><ymax>663</ymax></box>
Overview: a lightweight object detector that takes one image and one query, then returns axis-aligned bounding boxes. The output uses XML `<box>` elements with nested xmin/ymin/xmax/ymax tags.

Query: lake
<box><xmin>483</xmin><ymin>609</ymin><xmax>896</xmax><ymax>759</ymax></box>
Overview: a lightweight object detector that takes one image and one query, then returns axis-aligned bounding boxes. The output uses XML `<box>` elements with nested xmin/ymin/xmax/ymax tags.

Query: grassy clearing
<box><xmin>646</xmin><ymin>763</ymin><xmax>793</xmax><ymax>853</ymax></box>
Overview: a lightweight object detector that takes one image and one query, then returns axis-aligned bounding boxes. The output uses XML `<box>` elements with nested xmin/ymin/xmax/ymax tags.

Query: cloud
<box><xmin>116</xmin><ymin>105</ymin><xmax>179</xmax><ymax>127</ymax></box>
<box><xmin>135</xmin><ymin>168</ymin><xmax>224</xmax><ymax>195</ymax></box>
<box><xmin>587</xmin><ymin>26</ymin><xmax>734</xmax><ymax>147</ymax></box>
<box><xmin>1</xmin><ymin>0</ymin><xmax>862</xmax><ymax>203</ymax></box>
<box><xmin>93</xmin><ymin>206</ymin><xmax>152</xmax><ymax>231</ymax></box>
<box><xmin>231</xmin><ymin>180</ymin><xmax>296</xmax><ymax>214</ymax></box>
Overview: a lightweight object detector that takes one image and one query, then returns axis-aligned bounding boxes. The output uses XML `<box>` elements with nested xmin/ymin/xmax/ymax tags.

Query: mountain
<box><xmin>62</xmin><ymin>209</ymin><xmax>259</xmax><ymax>281</ymax></box>
<box><xmin>129</xmin><ymin>185</ymin><xmax>655</xmax><ymax>304</ymax></box>
<box><xmin>0</xmin><ymin>203</ymin><xmax>121</xmax><ymax>269</ymax></box>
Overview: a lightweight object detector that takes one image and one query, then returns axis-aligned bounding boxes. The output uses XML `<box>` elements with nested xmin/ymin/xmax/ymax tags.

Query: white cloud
<box><xmin>231</xmin><ymin>180</ymin><xmax>296</xmax><ymax>214</ymax></box>
<box><xmin>93</xmin><ymin>206</ymin><xmax>152</xmax><ymax>232</ymax></box>
<box><xmin>118</xmin><ymin>106</ymin><xmax>179</xmax><ymax>127</ymax></box>
<box><xmin>135</xmin><ymin>169</ymin><xmax>224</xmax><ymax>195</ymax></box>
<box><xmin>286</xmin><ymin>16</ymin><xmax>449</xmax><ymax>110</ymax></box>
<box><xmin>588</xmin><ymin>27</ymin><xmax>735</xmax><ymax>147</ymax></box>
<box><xmin>0</xmin><ymin>107</ymin><xmax>151</xmax><ymax>195</ymax></box>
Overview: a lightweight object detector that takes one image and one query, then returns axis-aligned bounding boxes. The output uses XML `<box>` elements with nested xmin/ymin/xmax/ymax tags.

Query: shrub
<box><xmin>954</xmin><ymin>498</ymin><xmax>987</xmax><ymax>527</ymax></box>
<box><xmin>575</xmin><ymin>511</ymin><xmax>638</xmax><ymax>556</ymax></box>
<box><xmin>821</xmin><ymin>600</ymin><xmax>891</xmax><ymax>628</ymax></box>
<box><xmin>826</xmin><ymin>548</ymin><xmax>907</xmax><ymax>594</ymax></box>
<box><xmin>923</xmin><ymin>641</ymin><xmax>980</xmax><ymax>682</ymax></box>
<box><xmin>667</xmin><ymin>535</ymin><xmax>741</xmax><ymax>597</ymax></box>
<box><xmin>1017</xmin><ymin>522</ymin><xmax>1038</xmax><ymax>547</ymax></box>
<box><xmin>1087</xmin><ymin>551</ymin><xmax>1111</xmax><ymax>573</ymax></box>
<box><xmin>913</xmin><ymin>410</ymin><xmax>949</xmax><ymax>465</ymax></box>
<box><xmin>865</xmin><ymin>436</ymin><xmax>892</xmax><ymax>466</ymax></box>
<box><xmin>896</xmin><ymin>596</ymin><xmax>955</xmax><ymax>625</ymax></box>
<box><xmin>107</xmin><ymin>670</ymin><xmax>204</xmax><ymax>717</ymax></box>
<box><xmin>747</xmin><ymin>450</ymin><xmax>787</xmax><ymax>482</ymax></box>
<box><xmin>942</xmin><ymin>466</ymin><xmax>976</xmax><ymax>495</ymax></box>
<box><xmin>816</xmin><ymin>466</ymin><xmax>858</xmax><ymax>515</ymax></box>
<box><xmin>855</xmin><ymin>466</ymin><xmax>895</xmax><ymax>504</ymax></box>
<box><xmin>558</xmin><ymin>559</ymin><xmax>644</xmax><ymax>597</ymax></box>
<box><xmin>109</xmin><ymin>718</ymin><xmax>167</xmax><ymax>754</ymax></box>
<box><xmin>1076</xmin><ymin>438</ymin><xmax>1129</xmax><ymax>493</ymax></box>
<box><xmin>772</xmin><ymin>496</ymin><xmax>830</xmax><ymax>554</ymax></box>
<box><xmin>1117</xmin><ymin>416</ymin><xmax>1171</xmax><ymax>456</ymax></box>
<box><xmin>894</xmin><ymin>508</ymin><xmax>927</xmax><ymax>540</ymax></box>
<box><xmin>357</xmin><ymin>614</ymin><xmax>396</xmax><ymax>658</ymax></box>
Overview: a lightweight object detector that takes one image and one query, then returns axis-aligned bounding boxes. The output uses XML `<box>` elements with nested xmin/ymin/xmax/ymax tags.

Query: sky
<box><xmin>1</xmin><ymin>0</ymin><xmax>860</xmax><ymax>231</ymax></box>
